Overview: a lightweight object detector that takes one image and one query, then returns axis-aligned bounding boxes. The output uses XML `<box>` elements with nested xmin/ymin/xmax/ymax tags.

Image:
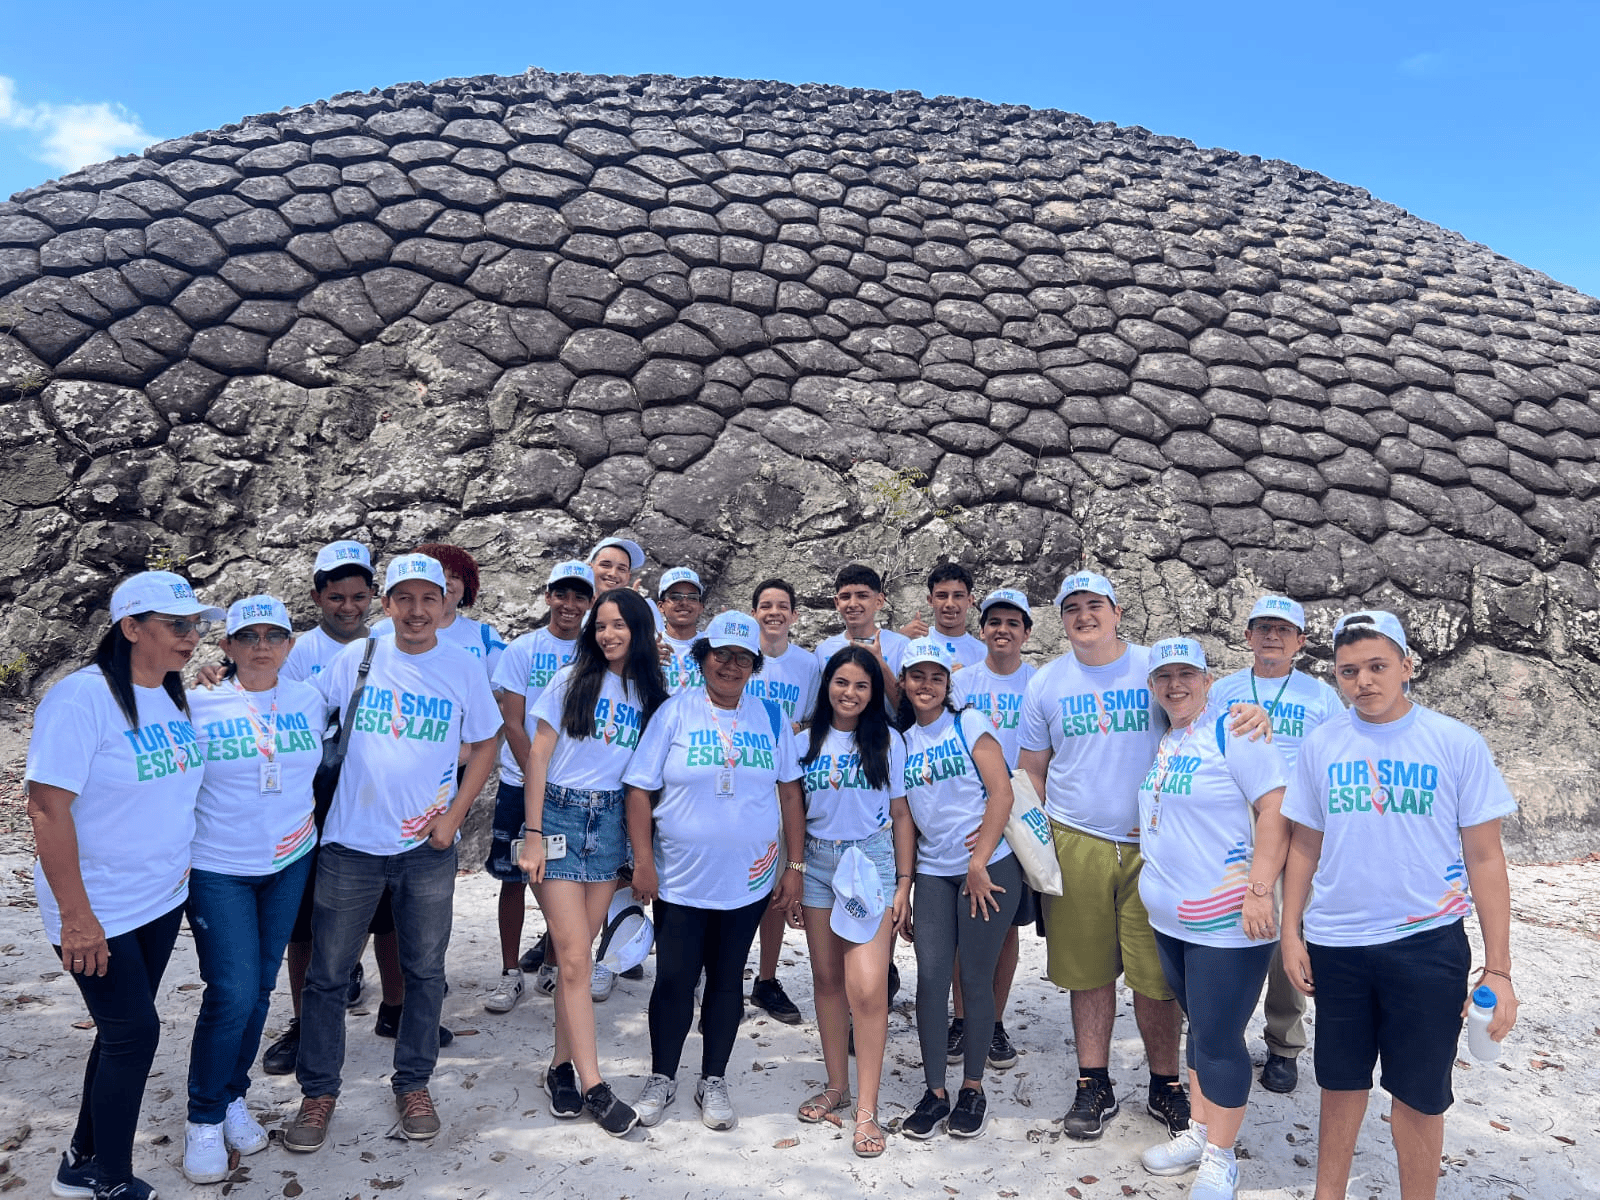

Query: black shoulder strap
<box><xmin>333</xmin><ymin>638</ymin><xmax>378</xmax><ymax>755</ymax></box>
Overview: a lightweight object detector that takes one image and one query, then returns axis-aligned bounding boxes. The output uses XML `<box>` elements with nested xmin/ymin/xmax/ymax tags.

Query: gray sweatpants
<box><xmin>913</xmin><ymin>852</ymin><xmax>1025</xmax><ymax>1091</ymax></box>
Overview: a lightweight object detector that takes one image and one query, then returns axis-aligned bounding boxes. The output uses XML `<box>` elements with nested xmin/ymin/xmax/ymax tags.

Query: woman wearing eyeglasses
<box><xmin>25</xmin><ymin>571</ymin><xmax>220</xmax><ymax>1200</ymax></box>
<box><xmin>178</xmin><ymin>596</ymin><xmax>328</xmax><ymax>1185</ymax></box>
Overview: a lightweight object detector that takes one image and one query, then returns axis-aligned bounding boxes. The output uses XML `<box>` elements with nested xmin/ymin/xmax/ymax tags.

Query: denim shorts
<box><xmin>802</xmin><ymin>825</ymin><xmax>896</xmax><ymax>909</ymax></box>
<box><xmin>540</xmin><ymin>782</ymin><xmax>628</xmax><ymax>884</ymax></box>
<box><xmin>484</xmin><ymin>781</ymin><xmax>527</xmax><ymax>883</ymax></box>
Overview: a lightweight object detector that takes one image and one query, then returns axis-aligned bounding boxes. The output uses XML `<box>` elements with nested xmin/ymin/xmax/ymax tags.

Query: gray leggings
<box><xmin>913</xmin><ymin>852</ymin><xmax>1024</xmax><ymax>1090</ymax></box>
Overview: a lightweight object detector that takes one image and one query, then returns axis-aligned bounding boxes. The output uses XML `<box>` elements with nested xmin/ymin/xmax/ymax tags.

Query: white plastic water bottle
<box><xmin>1466</xmin><ymin>985</ymin><xmax>1501</xmax><ymax>1061</ymax></box>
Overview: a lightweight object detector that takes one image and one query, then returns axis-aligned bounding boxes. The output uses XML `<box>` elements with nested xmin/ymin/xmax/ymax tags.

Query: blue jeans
<box><xmin>540</xmin><ymin>782</ymin><xmax>627</xmax><ymax>883</ymax></box>
<box><xmin>185</xmin><ymin>855</ymin><xmax>313</xmax><ymax>1122</ymax></box>
<box><xmin>296</xmin><ymin>840</ymin><xmax>457</xmax><ymax>1097</ymax></box>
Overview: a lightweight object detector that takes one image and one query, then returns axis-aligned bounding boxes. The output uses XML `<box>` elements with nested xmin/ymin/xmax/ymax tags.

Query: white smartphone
<box><xmin>510</xmin><ymin>834</ymin><xmax>567</xmax><ymax>863</ymax></box>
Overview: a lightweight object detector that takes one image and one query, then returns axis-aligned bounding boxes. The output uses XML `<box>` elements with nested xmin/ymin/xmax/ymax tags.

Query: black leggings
<box><xmin>648</xmin><ymin>894</ymin><xmax>768</xmax><ymax>1079</ymax></box>
<box><xmin>56</xmin><ymin>905</ymin><xmax>184</xmax><ymax>1185</ymax></box>
<box><xmin>1153</xmin><ymin>929</ymin><xmax>1275</xmax><ymax>1109</ymax></box>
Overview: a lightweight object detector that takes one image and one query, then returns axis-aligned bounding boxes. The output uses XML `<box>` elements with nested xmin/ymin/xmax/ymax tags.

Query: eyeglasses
<box><xmin>663</xmin><ymin>592</ymin><xmax>703</xmax><ymax>604</ymax></box>
<box><xmin>1249</xmin><ymin>622</ymin><xmax>1302</xmax><ymax>639</ymax></box>
<box><xmin>230</xmin><ymin>629</ymin><xmax>291</xmax><ymax>646</ymax></box>
<box><xmin>709</xmin><ymin>647</ymin><xmax>756</xmax><ymax>669</ymax></box>
<box><xmin>144</xmin><ymin>615</ymin><xmax>214</xmax><ymax>637</ymax></box>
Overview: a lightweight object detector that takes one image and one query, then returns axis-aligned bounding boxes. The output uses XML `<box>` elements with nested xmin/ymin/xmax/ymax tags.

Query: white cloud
<box><xmin>0</xmin><ymin>75</ymin><xmax>155</xmax><ymax>174</ymax></box>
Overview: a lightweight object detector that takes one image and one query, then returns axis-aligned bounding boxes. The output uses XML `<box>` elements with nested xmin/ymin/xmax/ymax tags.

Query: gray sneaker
<box><xmin>635</xmin><ymin>1073</ymin><xmax>678</xmax><ymax>1127</ymax></box>
<box><xmin>484</xmin><ymin>967</ymin><xmax>525</xmax><ymax>1014</ymax></box>
<box><xmin>695</xmin><ymin>1075</ymin><xmax>737</xmax><ymax>1130</ymax></box>
<box><xmin>533</xmin><ymin>963</ymin><xmax>558</xmax><ymax>997</ymax></box>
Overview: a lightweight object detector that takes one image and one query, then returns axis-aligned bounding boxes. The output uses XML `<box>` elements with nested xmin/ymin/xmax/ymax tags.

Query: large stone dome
<box><xmin>2</xmin><ymin>69</ymin><xmax>1597</xmax><ymax>847</ymax></box>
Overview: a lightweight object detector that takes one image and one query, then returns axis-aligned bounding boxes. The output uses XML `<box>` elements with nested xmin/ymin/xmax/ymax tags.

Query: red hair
<box><xmin>412</xmin><ymin>543</ymin><xmax>481</xmax><ymax>606</ymax></box>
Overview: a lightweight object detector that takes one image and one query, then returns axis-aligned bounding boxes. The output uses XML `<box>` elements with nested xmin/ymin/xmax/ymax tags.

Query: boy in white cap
<box><xmin>483</xmin><ymin>561</ymin><xmax>595</xmax><ymax>1014</ymax></box>
<box><xmin>1280</xmin><ymin>610</ymin><xmax>1517</xmax><ymax>1200</ymax></box>
<box><xmin>1209</xmin><ymin>594</ymin><xmax>1343</xmax><ymax>1094</ymax></box>
<box><xmin>897</xmin><ymin>563</ymin><xmax>986</xmax><ymax>667</ymax></box>
<box><xmin>659</xmin><ymin>567</ymin><xmax>707</xmax><ymax>693</ymax></box>
<box><xmin>287</xmin><ymin>554</ymin><xmax>502</xmax><ymax>1154</ymax></box>
<box><xmin>283</xmin><ymin>541</ymin><xmax>376</xmax><ymax>682</ymax></box>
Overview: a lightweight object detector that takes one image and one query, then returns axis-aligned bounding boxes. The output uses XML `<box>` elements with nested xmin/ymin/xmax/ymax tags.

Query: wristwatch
<box><xmin>786</xmin><ymin>861</ymin><xmax>807</xmax><ymax>874</ymax></box>
<box><xmin>1247</xmin><ymin>880</ymin><xmax>1271</xmax><ymax>897</ymax></box>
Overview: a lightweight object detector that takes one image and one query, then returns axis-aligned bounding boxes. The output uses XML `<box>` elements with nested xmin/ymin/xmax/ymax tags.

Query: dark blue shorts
<box><xmin>1308</xmin><ymin>920</ymin><xmax>1470</xmax><ymax>1115</ymax></box>
<box><xmin>484</xmin><ymin>781</ymin><xmax>528</xmax><ymax>883</ymax></box>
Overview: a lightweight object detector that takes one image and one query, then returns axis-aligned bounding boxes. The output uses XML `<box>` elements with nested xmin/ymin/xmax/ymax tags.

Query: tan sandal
<box><xmin>798</xmin><ymin>1087</ymin><xmax>851</xmax><ymax>1124</ymax></box>
<box><xmin>853</xmin><ymin>1108</ymin><xmax>886</xmax><ymax>1158</ymax></box>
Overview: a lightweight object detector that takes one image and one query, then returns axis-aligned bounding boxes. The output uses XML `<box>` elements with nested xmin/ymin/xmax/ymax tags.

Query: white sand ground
<box><xmin>0</xmin><ymin>711</ymin><xmax>1594</xmax><ymax>1200</ymax></box>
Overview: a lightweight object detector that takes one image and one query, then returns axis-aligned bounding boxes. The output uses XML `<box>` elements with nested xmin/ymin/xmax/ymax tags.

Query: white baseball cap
<box><xmin>597</xmin><ymin>892</ymin><xmax>654</xmax><ymax>974</ymax></box>
<box><xmin>225</xmin><ymin>594</ymin><xmax>292</xmax><ymax>635</ymax></box>
<box><xmin>830</xmin><ymin>845</ymin><xmax>887</xmax><ymax>943</ymax></box>
<box><xmin>901</xmin><ymin>637</ymin><xmax>956</xmax><ymax>672</ymax></box>
<box><xmin>546</xmin><ymin>560</ymin><xmax>595</xmax><ymax>590</ymax></box>
<box><xmin>1147</xmin><ymin>637</ymin><xmax>1209</xmax><ymax>675</ymax></box>
<box><xmin>1248</xmin><ymin>594</ymin><xmax>1306</xmax><ymax>630</ymax></box>
<box><xmin>314</xmin><ymin>540</ymin><xmax>373</xmax><ymax>576</ymax></box>
<box><xmin>110</xmin><ymin>571</ymin><xmax>224</xmax><ymax>623</ymax></box>
<box><xmin>588</xmin><ymin>536</ymin><xmax>645</xmax><ymax>571</ymax></box>
<box><xmin>979</xmin><ymin>587</ymin><xmax>1032</xmax><ymax>618</ymax></box>
<box><xmin>1054</xmin><ymin>571</ymin><xmax>1117</xmax><ymax>606</ymax></box>
<box><xmin>383</xmin><ymin>553</ymin><xmax>446</xmax><ymax>596</ymax></box>
<box><xmin>1333</xmin><ymin>609</ymin><xmax>1410</xmax><ymax>657</ymax></box>
<box><xmin>658</xmin><ymin>566</ymin><xmax>704</xmax><ymax>598</ymax></box>
<box><xmin>703</xmin><ymin>610</ymin><xmax>760</xmax><ymax>654</ymax></box>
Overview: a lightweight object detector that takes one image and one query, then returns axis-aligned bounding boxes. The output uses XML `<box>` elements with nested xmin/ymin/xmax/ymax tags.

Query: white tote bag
<box><xmin>1004</xmin><ymin>769</ymin><xmax>1063</xmax><ymax>897</ymax></box>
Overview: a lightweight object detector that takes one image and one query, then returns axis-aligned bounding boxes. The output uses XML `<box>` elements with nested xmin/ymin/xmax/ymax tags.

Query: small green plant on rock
<box><xmin>864</xmin><ymin>467</ymin><xmax>966</xmax><ymax>604</ymax></box>
<box><xmin>145</xmin><ymin>543</ymin><xmax>190</xmax><ymax>573</ymax></box>
<box><xmin>0</xmin><ymin>652</ymin><xmax>29</xmax><ymax>693</ymax></box>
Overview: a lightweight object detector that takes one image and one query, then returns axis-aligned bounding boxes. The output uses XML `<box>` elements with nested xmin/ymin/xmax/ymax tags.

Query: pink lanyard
<box><xmin>1146</xmin><ymin>720</ymin><xmax>1199</xmax><ymax>833</ymax></box>
<box><xmin>232</xmin><ymin>681</ymin><xmax>278</xmax><ymax>762</ymax></box>
<box><xmin>705</xmin><ymin>695</ymin><xmax>741</xmax><ymax>769</ymax></box>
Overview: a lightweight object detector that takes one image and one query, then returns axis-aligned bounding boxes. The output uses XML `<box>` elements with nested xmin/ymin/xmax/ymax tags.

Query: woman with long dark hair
<box><xmin>26</xmin><ymin>571</ymin><xmax>220</xmax><ymax>1200</ymax></box>
<box><xmin>518</xmin><ymin>587</ymin><xmax>668</xmax><ymax>1136</ymax></box>
<box><xmin>794</xmin><ymin>646</ymin><xmax>914</xmax><ymax>1157</ymax></box>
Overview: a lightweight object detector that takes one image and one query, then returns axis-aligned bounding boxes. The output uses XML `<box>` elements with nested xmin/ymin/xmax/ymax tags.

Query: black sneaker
<box><xmin>621</xmin><ymin>963</ymin><xmax>646</xmax><ymax>980</ymax></box>
<box><xmin>518</xmin><ymin>931</ymin><xmax>548</xmax><ymax>974</ymax></box>
<box><xmin>901</xmin><ymin>1088</ymin><xmax>951</xmax><ymax>1140</ymax></box>
<box><xmin>1062</xmin><ymin>1076</ymin><xmax>1120</xmax><ymax>1140</ymax></box>
<box><xmin>750</xmin><ymin>976</ymin><xmax>802</xmax><ymax>1024</ymax></box>
<box><xmin>52</xmin><ymin>1147</ymin><xmax>101</xmax><ymax>1198</ymax></box>
<box><xmin>91</xmin><ymin>1179</ymin><xmax>157</xmax><ymax>1200</ymax></box>
<box><xmin>1147</xmin><ymin>1081</ymin><xmax>1191</xmax><ymax>1137</ymax></box>
<box><xmin>947</xmin><ymin>1087</ymin><xmax>988</xmax><ymax>1138</ymax></box>
<box><xmin>1260</xmin><ymin>1053</ymin><xmax>1298</xmax><ymax>1094</ymax></box>
<box><xmin>545</xmin><ymin>1061</ymin><xmax>583</xmax><ymax>1119</ymax></box>
<box><xmin>987</xmin><ymin>1022</ymin><xmax>1018</xmax><ymax>1070</ymax></box>
<box><xmin>345</xmin><ymin>961</ymin><xmax>365</xmax><ymax>1008</ymax></box>
<box><xmin>887</xmin><ymin>961</ymin><xmax>901</xmax><ymax>1004</ymax></box>
<box><xmin>945</xmin><ymin>1018</ymin><xmax>966</xmax><ymax>1063</ymax></box>
<box><xmin>261</xmin><ymin>1018</ymin><xmax>300</xmax><ymax>1075</ymax></box>
<box><xmin>584</xmin><ymin>1081</ymin><xmax>639</xmax><ymax>1137</ymax></box>
<box><xmin>373</xmin><ymin>1002</ymin><xmax>454</xmax><ymax>1047</ymax></box>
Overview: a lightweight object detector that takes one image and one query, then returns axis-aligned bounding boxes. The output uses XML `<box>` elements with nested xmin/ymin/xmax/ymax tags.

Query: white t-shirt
<box><xmin>933</xmin><ymin>630</ymin><xmax>987</xmax><ymax>668</ymax></box>
<box><xmin>1282</xmin><ymin>703</ymin><xmax>1517</xmax><ymax>948</ymax></box>
<box><xmin>282</xmin><ymin>624</ymin><xmax>360</xmax><ymax>683</ymax></box>
<box><xmin>491</xmin><ymin>628</ymin><xmax>580</xmax><ymax>785</ymax></box>
<box><xmin>745</xmin><ymin>643</ymin><xmax>822</xmax><ymax>726</ymax></box>
<box><xmin>902</xmin><ymin>708</ymin><xmax>1012</xmax><ymax>877</ymax></box>
<box><xmin>814</xmin><ymin>629</ymin><xmax>910</xmax><ymax>680</ymax></box>
<box><xmin>371</xmin><ymin>613</ymin><xmax>506</xmax><ymax>680</ymax></box>
<box><xmin>800</xmin><ymin>725</ymin><xmax>908</xmax><ymax>841</ymax></box>
<box><xmin>25</xmin><ymin>668</ymin><xmax>203</xmax><ymax>942</ymax></box>
<box><xmin>1018</xmin><ymin>643</ymin><xmax>1162</xmax><ymax>842</ymax></box>
<box><xmin>529</xmin><ymin>665</ymin><xmax>647</xmax><ymax>791</ymax></box>
<box><xmin>1211</xmin><ymin>667</ymin><xmax>1343</xmax><ymax>773</ymax></box>
<box><xmin>622</xmin><ymin>691</ymin><xmax>801</xmax><ymax>909</ymax></box>
<box><xmin>316</xmin><ymin>636</ymin><xmax>502</xmax><ymax>855</ymax></box>
<box><xmin>188</xmin><ymin>680</ymin><xmax>327</xmax><ymax>875</ymax></box>
<box><xmin>662</xmin><ymin>634</ymin><xmax>705</xmax><ymax>694</ymax></box>
<box><xmin>953</xmin><ymin>659</ymin><xmax>1039</xmax><ymax>769</ymax></box>
<box><xmin>1136</xmin><ymin>708</ymin><xmax>1289</xmax><ymax>949</ymax></box>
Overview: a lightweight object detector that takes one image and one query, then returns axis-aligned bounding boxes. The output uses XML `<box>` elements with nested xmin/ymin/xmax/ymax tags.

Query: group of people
<box><xmin>24</xmin><ymin>536</ymin><xmax>1519</xmax><ymax>1200</ymax></box>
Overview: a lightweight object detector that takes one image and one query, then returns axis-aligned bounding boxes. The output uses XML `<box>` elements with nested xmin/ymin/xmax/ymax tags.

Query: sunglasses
<box><xmin>145</xmin><ymin>615</ymin><xmax>214</xmax><ymax>637</ymax></box>
<box><xmin>709</xmin><ymin>647</ymin><xmax>756</xmax><ymax>669</ymax></box>
<box><xmin>230</xmin><ymin>629</ymin><xmax>291</xmax><ymax>646</ymax></box>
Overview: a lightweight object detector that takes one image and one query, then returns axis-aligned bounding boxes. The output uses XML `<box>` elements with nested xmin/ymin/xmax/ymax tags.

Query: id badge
<box><xmin>260</xmin><ymin>760</ymin><xmax>282</xmax><ymax>794</ymax></box>
<box><xmin>715</xmin><ymin>768</ymin><xmax>734</xmax><ymax>797</ymax></box>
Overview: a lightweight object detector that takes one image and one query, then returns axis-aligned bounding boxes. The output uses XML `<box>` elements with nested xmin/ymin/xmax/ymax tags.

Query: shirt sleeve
<box><xmin>796</xmin><ymin>655</ymin><xmax>821</xmax><ymax>726</ymax></box>
<box><xmin>1017</xmin><ymin>669</ymin><xmax>1053</xmax><ymax>753</ymax></box>
<box><xmin>1280</xmin><ymin>735</ymin><xmax>1327</xmax><ymax>830</ymax></box>
<box><xmin>887</xmin><ymin>730</ymin><xmax>908</xmax><ymax>799</ymax></box>
<box><xmin>24</xmin><ymin>678</ymin><xmax>103</xmax><ymax>794</ymax></box>
<box><xmin>461</xmin><ymin>659</ymin><xmax>504</xmax><ymax>743</ymax></box>
<box><xmin>492</xmin><ymin>636</ymin><xmax>531</xmax><ymax>694</ymax></box>
<box><xmin>621</xmin><ymin>697</ymin><xmax>677</xmax><ymax>791</ymax></box>
<box><xmin>529</xmin><ymin>670</ymin><xmax>569</xmax><ymax>735</ymax></box>
<box><xmin>774</xmin><ymin>714</ymin><xmax>802</xmax><ymax>783</ymax></box>
<box><xmin>1453</xmin><ymin>728</ymin><xmax>1518</xmax><ymax>827</ymax></box>
<box><xmin>960</xmin><ymin>709</ymin><xmax>1002</xmax><ymax>769</ymax></box>
<box><xmin>1225</xmin><ymin>729</ymin><xmax>1290</xmax><ymax>805</ymax></box>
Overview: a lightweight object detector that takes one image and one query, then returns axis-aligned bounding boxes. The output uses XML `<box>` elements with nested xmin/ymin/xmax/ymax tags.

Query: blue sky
<box><xmin>3</xmin><ymin>1</ymin><xmax>1596</xmax><ymax>296</ymax></box>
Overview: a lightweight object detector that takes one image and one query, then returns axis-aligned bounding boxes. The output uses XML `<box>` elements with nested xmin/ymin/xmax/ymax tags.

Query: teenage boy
<box><xmin>948</xmin><ymin>588</ymin><xmax>1038</xmax><ymax>1070</ymax></box>
<box><xmin>482</xmin><ymin>561</ymin><xmax>595</xmax><ymax>1015</ymax></box>
<box><xmin>1018</xmin><ymin>573</ymin><xmax>1268</xmax><ymax>1142</ymax></box>
<box><xmin>659</xmin><ymin>567</ymin><xmax>707</xmax><ymax>693</ymax></box>
<box><xmin>814</xmin><ymin>563</ymin><xmax>909</xmax><ymax>708</ymax></box>
<box><xmin>1210</xmin><ymin>594</ymin><xmax>1343</xmax><ymax>1094</ymax></box>
<box><xmin>743</xmin><ymin>578</ymin><xmax>823</xmax><ymax>1024</ymax></box>
<box><xmin>1280</xmin><ymin>611</ymin><xmax>1517</xmax><ymax>1200</ymax></box>
<box><xmin>899</xmin><ymin>563</ymin><xmax>986</xmax><ymax>667</ymax></box>
<box><xmin>287</xmin><ymin>554</ymin><xmax>502</xmax><ymax>1152</ymax></box>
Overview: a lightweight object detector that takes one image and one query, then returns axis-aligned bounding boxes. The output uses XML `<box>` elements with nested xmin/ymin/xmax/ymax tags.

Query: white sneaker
<box><xmin>533</xmin><ymin>963</ymin><xmax>558</xmax><ymax>997</ymax></box>
<box><xmin>590</xmin><ymin>962</ymin><xmax>616</xmax><ymax>1002</ymax></box>
<box><xmin>183</xmin><ymin>1121</ymin><xmax>228</xmax><ymax>1184</ymax></box>
<box><xmin>1190</xmin><ymin>1146</ymin><xmax>1239</xmax><ymax>1200</ymax></box>
<box><xmin>484</xmin><ymin>967</ymin><xmax>525</xmax><ymax>1013</ymax></box>
<box><xmin>223</xmin><ymin>1097</ymin><xmax>268</xmax><ymax>1155</ymax></box>
<box><xmin>695</xmin><ymin>1075</ymin><xmax>737</xmax><ymax>1130</ymax></box>
<box><xmin>635</xmin><ymin>1073</ymin><xmax>678</xmax><ymax>1127</ymax></box>
<box><xmin>1141</xmin><ymin>1120</ymin><xmax>1206</xmax><ymax>1176</ymax></box>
